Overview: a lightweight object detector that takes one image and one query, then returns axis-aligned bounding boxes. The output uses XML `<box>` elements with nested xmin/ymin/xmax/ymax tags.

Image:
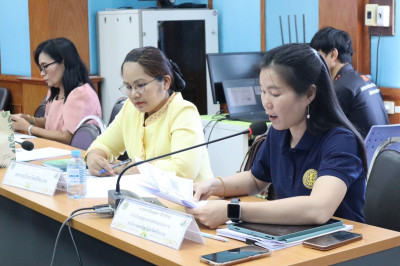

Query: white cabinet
<box><xmin>202</xmin><ymin>117</ymin><xmax>250</xmax><ymax>177</ymax></box>
<box><xmin>97</xmin><ymin>9</ymin><xmax>219</xmax><ymax>124</ymax></box>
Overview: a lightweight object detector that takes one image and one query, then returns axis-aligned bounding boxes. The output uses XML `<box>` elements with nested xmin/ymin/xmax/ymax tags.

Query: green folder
<box><xmin>42</xmin><ymin>158</ymin><xmax>70</xmax><ymax>172</ymax></box>
<box><xmin>228</xmin><ymin>219</ymin><xmax>344</xmax><ymax>243</ymax></box>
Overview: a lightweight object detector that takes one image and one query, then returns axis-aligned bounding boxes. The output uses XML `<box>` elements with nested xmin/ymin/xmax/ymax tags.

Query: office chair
<box><xmin>364</xmin><ymin>137</ymin><xmax>400</xmax><ymax>232</ymax></box>
<box><xmin>364</xmin><ymin>124</ymin><xmax>400</xmax><ymax>169</ymax></box>
<box><xmin>108</xmin><ymin>96</ymin><xmax>127</xmax><ymax>125</ymax></box>
<box><xmin>70</xmin><ymin>115</ymin><xmax>106</xmax><ymax>150</ymax></box>
<box><xmin>70</xmin><ymin>123</ymin><xmax>102</xmax><ymax>150</ymax></box>
<box><xmin>34</xmin><ymin>96</ymin><xmax>47</xmax><ymax>118</ymax></box>
<box><xmin>0</xmin><ymin>87</ymin><xmax>11</xmax><ymax>111</ymax></box>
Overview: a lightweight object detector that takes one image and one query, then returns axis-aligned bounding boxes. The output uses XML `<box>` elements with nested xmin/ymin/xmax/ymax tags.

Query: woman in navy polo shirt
<box><xmin>186</xmin><ymin>43</ymin><xmax>367</xmax><ymax>229</ymax></box>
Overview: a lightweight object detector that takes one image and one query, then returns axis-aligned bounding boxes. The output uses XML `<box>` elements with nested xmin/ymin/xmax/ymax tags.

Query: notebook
<box><xmin>228</xmin><ymin>219</ymin><xmax>344</xmax><ymax>242</ymax></box>
<box><xmin>222</xmin><ymin>79</ymin><xmax>269</xmax><ymax>122</ymax></box>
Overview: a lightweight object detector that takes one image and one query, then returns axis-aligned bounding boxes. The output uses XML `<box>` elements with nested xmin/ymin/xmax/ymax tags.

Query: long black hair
<box><xmin>34</xmin><ymin>37</ymin><xmax>95</xmax><ymax>102</ymax></box>
<box><xmin>260</xmin><ymin>43</ymin><xmax>367</xmax><ymax>172</ymax></box>
<box><xmin>121</xmin><ymin>46</ymin><xmax>185</xmax><ymax>93</ymax></box>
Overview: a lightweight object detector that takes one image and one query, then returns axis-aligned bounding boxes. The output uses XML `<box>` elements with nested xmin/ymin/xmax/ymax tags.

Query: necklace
<box><xmin>56</xmin><ymin>94</ymin><xmax>65</xmax><ymax>100</ymax></box>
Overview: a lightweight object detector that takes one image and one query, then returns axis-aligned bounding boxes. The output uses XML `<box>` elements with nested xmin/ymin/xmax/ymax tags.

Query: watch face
<box><xmin>228</xmin><ymin>203</ymin><xmax>241</xmax><ymax>219</ymax></box>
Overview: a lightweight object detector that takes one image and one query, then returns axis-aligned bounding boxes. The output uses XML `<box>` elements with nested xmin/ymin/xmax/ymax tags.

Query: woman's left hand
<box><xmin>11</xmin><ymin>114</ymin><xmax>30</xmax><ymax>132</ymax></box>
<box><xmin>185</xmin><ymin>200</ymin><xmax>229</xmax><ymax>229</ymax></box>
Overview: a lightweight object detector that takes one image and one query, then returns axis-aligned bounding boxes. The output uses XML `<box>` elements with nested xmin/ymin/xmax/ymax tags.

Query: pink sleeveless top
<box><xmin>45</xmin><ymin>83</ymin><xmax>102</xmax><ymax>134</ymax></box>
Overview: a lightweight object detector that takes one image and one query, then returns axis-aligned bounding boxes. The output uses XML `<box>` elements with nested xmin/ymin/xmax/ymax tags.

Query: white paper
<box><xmin>16</xmin><ymin>147</ymin><xmax>71</xmax><ymax>162</ymax></box>
<box><xmin>134</xmin><ymin>157</ymin><xmax>201</xmax><ymax>208</ymax></box>
<box><xmin>14</xmin><ymin>132</ymin><xmax>37</xmax><ymax>142</ymax></box>
<box><xmin>85</xmin><ymin>174</ymin><xmax>156</xmax><ymax>198</ymax></box>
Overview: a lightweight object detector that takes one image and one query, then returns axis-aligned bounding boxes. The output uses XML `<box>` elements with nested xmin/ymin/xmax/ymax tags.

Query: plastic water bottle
<box><xmin>66</xmin><ymin>150</ymin><xmax>86</xmax><ymax>199</ymax></box>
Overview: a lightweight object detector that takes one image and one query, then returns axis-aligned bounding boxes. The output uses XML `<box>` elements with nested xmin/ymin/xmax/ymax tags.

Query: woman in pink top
<box><xmin>11</xmin><ymin>38</ymin><xmax>102</xmax><ymax>144</ymax></box>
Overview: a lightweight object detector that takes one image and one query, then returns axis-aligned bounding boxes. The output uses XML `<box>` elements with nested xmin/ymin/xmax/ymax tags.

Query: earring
<box><xmin>307</xmin><ymin>105</ymin><xmax>310</xmax><ymax>119</ymax></box>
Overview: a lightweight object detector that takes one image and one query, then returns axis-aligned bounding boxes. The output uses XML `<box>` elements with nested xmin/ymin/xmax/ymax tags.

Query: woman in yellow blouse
<box><xmin>86</xmin><ymin>46</ymin><xmax>213</xmax><ymax>182</ymax></box>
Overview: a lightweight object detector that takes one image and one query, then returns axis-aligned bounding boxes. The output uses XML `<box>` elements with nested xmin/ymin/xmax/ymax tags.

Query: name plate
<box><xmin>111</xmin><ymin>198</ymin><xmax>204</xmax><ymax>250</ymax></box>
<box><xmin>3</xmin><ymin>161</ymin><xmax>62</xmax><ymax>196</ymax></box>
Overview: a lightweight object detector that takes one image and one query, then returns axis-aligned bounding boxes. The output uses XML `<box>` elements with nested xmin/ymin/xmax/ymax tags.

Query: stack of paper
<box><xmin>216</xmin><ymin>224</ymin><xmax>353</xmax><ymax>251</ymax></box>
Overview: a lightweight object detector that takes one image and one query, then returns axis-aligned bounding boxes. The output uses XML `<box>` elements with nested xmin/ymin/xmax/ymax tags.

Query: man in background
<box><xmin>310</xmin><ymin>27</ymin><xmax>389</xmax><ymax>138</ymax></box>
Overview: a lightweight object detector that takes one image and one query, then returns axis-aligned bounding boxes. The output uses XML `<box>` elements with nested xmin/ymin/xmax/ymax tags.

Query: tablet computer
<box><xmin>228</xmin><ymin>219</ymin><xmax>344</xmax><ymax>242</ymax></box>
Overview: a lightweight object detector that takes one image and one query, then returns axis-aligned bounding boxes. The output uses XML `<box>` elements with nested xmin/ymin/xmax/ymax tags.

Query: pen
<box><xmin>99</xmin><ymin>159</ymin><xmax>132</xmax><ymax>174</ymax></box>
<box><xmin>201</xmin><ymin>232</ymin><xmax>228</xmax><ymax>242</ymax></box>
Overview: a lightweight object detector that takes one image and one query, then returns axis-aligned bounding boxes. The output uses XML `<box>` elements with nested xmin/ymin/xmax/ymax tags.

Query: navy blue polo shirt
<box><xmin>251</xmin><ymin>126</ymin><xmax>366</xmax><ymax>222</ymax></box>
<box><xmin>334</xmin><ymin>64</ymin><xmax>389</xmax><ymax>138</ymax></box>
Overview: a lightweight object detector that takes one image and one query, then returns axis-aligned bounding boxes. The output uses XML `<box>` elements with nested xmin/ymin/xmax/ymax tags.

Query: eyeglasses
<box><xmin>39</xmin><ymin>61</ymin><xmax>57</xmax><ymax>74</ymax></box>
<box><xmin>119</xmin><ymin>78</ymin><xmax>158</xmax><ymax>96</ymax></box>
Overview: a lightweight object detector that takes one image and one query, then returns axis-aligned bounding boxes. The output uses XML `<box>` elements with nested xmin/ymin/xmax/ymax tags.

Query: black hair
<box><xmin>260</xmin><ymin>43</ymin><xmax>367</xmax><ymax>172</ymax></box>
<box><xmin>309</xmin><ymin>27</ymin><xmax>353</xmax><ymax>64</ymax></box>
<box><xmin>34</xmin><ymin>37</ymin><xmax>95</xmax><ymax>102</ymax></box>
<box><xmin>121</xmin><ymin>46</ymin><xmax>185</xmax><ymax>92</ymax></box>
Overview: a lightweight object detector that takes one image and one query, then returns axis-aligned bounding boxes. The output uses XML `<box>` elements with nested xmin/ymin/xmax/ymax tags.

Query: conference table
<box><xmin>1</xmin><ymin>138</ymin><xmax>400</xmax><ymax>265</ymax></box>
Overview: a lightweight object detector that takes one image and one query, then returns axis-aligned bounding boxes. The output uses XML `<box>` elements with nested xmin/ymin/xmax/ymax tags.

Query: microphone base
<box><xmin>108</xmin><ymin>189</ymin><xmax>144</xmax><ymax>210</ymax></box>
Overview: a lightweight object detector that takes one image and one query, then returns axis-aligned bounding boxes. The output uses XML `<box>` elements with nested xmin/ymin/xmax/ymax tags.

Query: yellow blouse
<box><xmin>87</xmin><ymin>93</ymin><xmax>213</xmax><ymax>182</ymax></box>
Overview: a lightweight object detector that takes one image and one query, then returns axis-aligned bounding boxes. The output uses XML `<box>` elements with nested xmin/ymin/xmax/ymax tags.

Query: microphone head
<box><xmin>249</xmin><ymin>121</ymin><xmax>268</xmax><ymax>136</ymax></box>
<box><xmin>21</xmin><ymin>140</ymin><xmax>34</xmax><ymax>151</ymax></box>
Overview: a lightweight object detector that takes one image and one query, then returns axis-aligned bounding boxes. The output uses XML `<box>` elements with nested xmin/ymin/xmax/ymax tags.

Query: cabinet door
<box><xmin>97</xmin><ymin>11</ymin><xmax>141</xmax><ymax>124</ymax></box>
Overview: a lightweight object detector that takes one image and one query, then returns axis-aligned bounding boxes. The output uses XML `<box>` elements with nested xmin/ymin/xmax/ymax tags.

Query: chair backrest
<box><xmin>70</xmin><ymin>123</ymin><xmax>102</xmax><ymax>150</ymax></box>
<box><xmin>70</xmin><ymin>115</ymin><xmax>105</xmax><ymax>150</ymax></box>
<box><xmin>34</xmin><ymin>97</ymin><xmax>47</xmax><ymax>118</ymax></box>
<box><xmin>364</xmin><ymin>137</ymin><xmax>400</xmax><ymax>231</ymax></box>
<box><xmin>108</xmin><ymin>96</ymin><xmax>127</xmax><ymax>125</ymax></box>
<box><xmin>0</xmin><ymin>87</ymin><xmax>11</xmax><ymax>111</ymax></box>
<box><xmin>364</xmin><ymin>124</ymin><xmax>400</xmax><ymax>169</ymax></box>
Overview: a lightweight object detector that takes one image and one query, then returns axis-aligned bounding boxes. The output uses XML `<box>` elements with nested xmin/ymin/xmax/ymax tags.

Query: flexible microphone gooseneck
<box><xmin>108</xmin><ymin>121</ymin><xmax>268</xmax><ymax>209</ymax></box>
<box><xmin>15</xmin><ymin>140</ymin><xmax>35</xmax><ymax>151</ymax></box>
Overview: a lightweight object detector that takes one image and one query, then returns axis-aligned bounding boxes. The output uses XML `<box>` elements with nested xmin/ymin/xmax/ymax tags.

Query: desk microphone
<box><xmin>108</xmin><ymin>121</ymin><xmax>268</xmax><ymax>209</ymax></box>
<box><xmin>15</xmin><ymin>140</ymin><xmax>34</xmax><ymax>151</ymax></box>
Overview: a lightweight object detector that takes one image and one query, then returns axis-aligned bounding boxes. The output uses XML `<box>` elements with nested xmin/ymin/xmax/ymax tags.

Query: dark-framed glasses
<box><xmin>119</xmin><ymin>78</ymin><xmax>158</xmax><ymax>96</ymax></box>
<box><xmin>39</xmin><ymin>61</ymin><xmax>57</xmax><ymax>74</ymax></box>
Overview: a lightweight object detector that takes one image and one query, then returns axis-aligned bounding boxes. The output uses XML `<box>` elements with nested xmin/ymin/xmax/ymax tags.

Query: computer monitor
<box><xmin>206</xmin><ymin>52</ymin><xmax>264</xmax><ymax>104</ymax></box>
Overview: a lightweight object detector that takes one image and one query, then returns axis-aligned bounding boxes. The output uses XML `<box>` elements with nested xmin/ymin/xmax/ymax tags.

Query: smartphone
<box><xmin>200</xmin><ymin>245</ymin><xmax>270</xmax><ymax>266</ymax></box>
<box><xmin>303</xmin><ymin>231</ymin><xmax>363</xmax><ymax>251</ymax></box>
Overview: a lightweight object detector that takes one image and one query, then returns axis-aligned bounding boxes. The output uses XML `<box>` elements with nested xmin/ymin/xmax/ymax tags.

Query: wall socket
<box><xmin>384</xmin><ymin>101</ymin><xmax>395</xmax><ymax>114</ymax></box>
<box><xmin>365</xmin><ymin>4</ymin><xmax>378</xmax><ymax>26</ymax></box>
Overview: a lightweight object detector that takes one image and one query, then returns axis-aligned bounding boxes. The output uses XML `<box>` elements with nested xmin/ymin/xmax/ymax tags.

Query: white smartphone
<box><xmin>303</xmin><ymin>231</ymin><xmax>363</xmax><ymax>251</ymax></box>
<box><xmin>200</xmin><ymin>245</ymin><xmax>270</xmax><ymax>266</ymax></box>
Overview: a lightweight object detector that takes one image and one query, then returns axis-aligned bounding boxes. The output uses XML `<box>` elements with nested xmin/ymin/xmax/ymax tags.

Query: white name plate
<box><xmin>111</xmin><ymin>198</ymin><xmax>204</xmax><ymax>250</ymax></box>
<box><xmin>3</xmin><ymin>161</ymin><xmax>62</xmax><ymax>196</ymax></box>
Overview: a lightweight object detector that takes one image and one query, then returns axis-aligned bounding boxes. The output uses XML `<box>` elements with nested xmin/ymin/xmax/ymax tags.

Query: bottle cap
<box><xmin>71</xmin><ymin>150</ymin><xmax>82</xmax><ymax>157</ymax></box>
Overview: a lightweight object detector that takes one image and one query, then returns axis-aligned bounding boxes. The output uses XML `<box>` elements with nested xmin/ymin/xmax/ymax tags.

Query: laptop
<box><xmin>222</xmin><ymin>78</ymin><xmax>269</xmax><ymax>122</ymax></box>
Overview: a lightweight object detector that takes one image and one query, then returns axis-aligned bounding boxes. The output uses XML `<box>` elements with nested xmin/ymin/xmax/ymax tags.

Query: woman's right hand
<box><xmin>193</xmin><ymin>178</ymin><xmax>221</xmax><ymax>202</ymax></box>
<box><xmin>87</xmin><ymin>151</ymin><xmax>115</xmax><ymax>177</ymax></box>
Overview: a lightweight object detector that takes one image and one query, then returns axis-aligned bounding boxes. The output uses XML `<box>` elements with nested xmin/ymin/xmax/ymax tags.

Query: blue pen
<box><xmin>99</xmin><ymin>159</ymin><xmax>132</xmax><ymax>174</ymax></box>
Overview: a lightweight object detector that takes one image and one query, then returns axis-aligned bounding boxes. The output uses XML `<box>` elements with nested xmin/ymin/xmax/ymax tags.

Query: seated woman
<box><xmin>186</xmin><ymin>43</ymin><xmax>367</xmax><ymax>228</ymax></box>
<box><xmin>11</xmin><ymin>38</ymin><xmax>102</xmax><ymax>144</ymax></box>
<box><xmin>86</xmin><ymin>46</ymin><xmax>213</xmax><ymax>182</ymax></box>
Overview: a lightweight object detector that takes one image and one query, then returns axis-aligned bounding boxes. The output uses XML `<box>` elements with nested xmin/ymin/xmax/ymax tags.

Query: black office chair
<box><xmin>70</xmin><ymin>115</ymin><xmax>106</xmax><ymax>150</ymax></box>
<box><xmin>108</xmin><ymin>96</ymin><xmax>127</xmax><ymax>125</ymax></box>
<box><xmin>70</xmin><ymin>123</ymin><xmax>102</xmax><ymax>150</ymax></box>
<box><xmin>0</xmin><ymin>87</ymin><xmax>11</xmax><ymax>111</ymax></box>
<box><xmin>364</xmin><ymin>137</ymin><xmax>400</xmax><ymax>231</ymax></box>
<box><xmin>34</xmin><ymin>96</ymin><xmax>47</xmax><ymax>118</ymax></box>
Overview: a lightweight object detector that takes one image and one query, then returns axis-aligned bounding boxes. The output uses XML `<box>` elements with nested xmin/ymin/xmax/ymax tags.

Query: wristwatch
<box><xmin>227</xmin><ymin>198</ymin><xmax>241</xmax><ymax>223</ymax></box>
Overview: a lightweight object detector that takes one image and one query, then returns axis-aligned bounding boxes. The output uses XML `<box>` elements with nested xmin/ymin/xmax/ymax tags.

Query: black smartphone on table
<box><xmin>200</xmin><ymin>245</ymin><xmax>270</xmax><ymax>265</ymax></box>
<box><xmin>302</xmin><ymin>231</ymin><xmax>363</xmax><ymax>251</ymax></box>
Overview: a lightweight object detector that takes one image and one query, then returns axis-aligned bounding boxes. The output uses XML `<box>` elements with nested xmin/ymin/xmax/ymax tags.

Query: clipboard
<box><xmin>228</xmin><ymin>219</ymin><xmax>344</xmax><ymax>242</ymax></box>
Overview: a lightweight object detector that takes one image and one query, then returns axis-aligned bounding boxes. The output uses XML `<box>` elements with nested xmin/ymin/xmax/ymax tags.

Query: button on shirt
<box><xmin>251</xmin><ymin>127</ymin><xmax>366</xmax><ymax>222</ymax></box>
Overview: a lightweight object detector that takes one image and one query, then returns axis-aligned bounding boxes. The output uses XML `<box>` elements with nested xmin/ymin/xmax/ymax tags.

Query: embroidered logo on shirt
<box><xmin>302</xmin><ymin>169</ymin><xmax>318</xmax><ymax>189</ymax></box>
